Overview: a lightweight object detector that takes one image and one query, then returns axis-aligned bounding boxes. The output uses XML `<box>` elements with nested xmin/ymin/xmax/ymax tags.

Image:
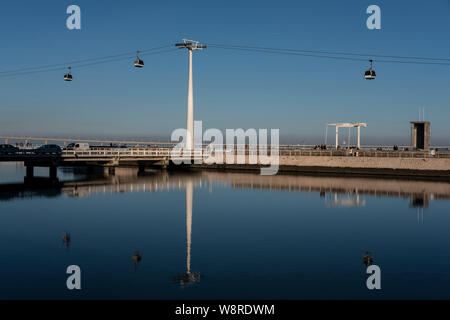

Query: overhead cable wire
<box><xmin>206</xmin><ymin>43</ymin><xmax>450</xmax><ymax>62</ymax></box>
<box><xmin>0</xmin><ymin>44</ymin><xmax>174</xmax><ymax>75</ymax></box>
<box><xmin>0</xmin><ymin>47</ymin><xmax>178</xmax><ymax>78</ymax></box>
<box><xmin>207</xmin><ymin>44</ymin><xmax>450</xmax><ymax>66</ymax></box>
<box><xmin>2</xmin><ymin>41</ymin><xmax>450</xmax><ymax>79</ymax></box>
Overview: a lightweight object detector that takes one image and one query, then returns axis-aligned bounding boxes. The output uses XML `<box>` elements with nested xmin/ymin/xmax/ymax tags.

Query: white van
<box><xmin>74</xmin><ymin>143</ymin><xmax>90</xmax><ymax>150</ymax></box>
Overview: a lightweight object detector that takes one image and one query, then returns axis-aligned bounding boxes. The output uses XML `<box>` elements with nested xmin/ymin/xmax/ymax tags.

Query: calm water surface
<box><xmin>1</xmin><ymin>162</ymin><xmax>450</xmax><ymax>299</ymax></box>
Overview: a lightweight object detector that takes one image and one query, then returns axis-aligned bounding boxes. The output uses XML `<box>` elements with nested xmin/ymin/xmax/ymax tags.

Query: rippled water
<box><xmin>1</xmin><ymin>163</ymin><xmax>450</xmax><ymax>299</ymax></box>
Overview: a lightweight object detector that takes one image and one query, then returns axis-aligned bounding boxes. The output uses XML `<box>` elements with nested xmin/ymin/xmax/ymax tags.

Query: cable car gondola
<box><xmin>64</xmin><ymin>67</ymin><xmax>73</xmax><ymax>81</ymax></box>
<box><xmin>364</xmin><ymin>59</ymin><xmax>376</xmax><ymax>80</ymax></box>
<box><xmin>362</xmin><ymin>252</ymin><xmax>374</xmax><ymax>267</ymax></box>
<box><xmin>134</xmin><ymin>51</ymin><xmax>144</xmax><ymax>68</ymax></box>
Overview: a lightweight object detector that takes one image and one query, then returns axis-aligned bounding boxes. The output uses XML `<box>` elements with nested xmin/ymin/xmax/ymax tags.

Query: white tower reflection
<box><xmin>174</xmin><ymin>180</ymin><xmax>202</xmax><ymax>285</ymax></box>
<box><xmin>186</xmin><ymin>179</ymin><xmax>193</xmax><ymax>275</ymax></box>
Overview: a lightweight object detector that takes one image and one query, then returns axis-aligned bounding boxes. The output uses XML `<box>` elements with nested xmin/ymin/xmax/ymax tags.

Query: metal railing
<box><xmin>2</xmin><ymin>136</ymin><xmax>449</xmax><ymax>151</ymax></box>
<box><xmin>62</xmin><ymin>147</ymin><xmax>172</xmax><ymax>157</ymax></box>
<box><xmin>2</xmin><ymin>135</ymin><xmax>450</xmax><ymax>161</ymax></box>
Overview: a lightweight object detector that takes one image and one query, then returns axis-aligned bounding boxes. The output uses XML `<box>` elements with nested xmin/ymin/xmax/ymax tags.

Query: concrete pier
<box><xmin>49</xmin><ymin>166</ymin><xmax>57</xmax><ymax>179</ymax></box>
<box><xmin>108</xmin><ymin>167</ymin><xmax>116</xmax><ymax>176</ymax></box>
<box><xmin>26</xmin><ymin>166</ymin><xmax>34</xmax><ymax>179</ymax></box>
<box><xmin>278</xmin><ymin>154</ymin><xmax>450</xmax><ymax>172</ymax></box>
<box><xmin>190</xmin><ymin>151</ymin><xmax>450</xmax><ymax>179</ymax></box>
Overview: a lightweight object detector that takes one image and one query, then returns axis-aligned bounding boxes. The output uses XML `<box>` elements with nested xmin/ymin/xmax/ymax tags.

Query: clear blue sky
<box><xmin>0</xmin><ymin>0</ymin><xmax>449</xmax><ymax>145</ymax></box>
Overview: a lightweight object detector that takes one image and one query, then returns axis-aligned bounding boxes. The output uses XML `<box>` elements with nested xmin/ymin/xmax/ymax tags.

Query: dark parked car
<box><xmin>0</xmin><ymin>144</ymin><xmax>19</xmax><ymax>155</ymax></box>
<box><xmin>35</xmin><ymin>144</ymin><xmax>62</xmax><ymax>155</ymax></box>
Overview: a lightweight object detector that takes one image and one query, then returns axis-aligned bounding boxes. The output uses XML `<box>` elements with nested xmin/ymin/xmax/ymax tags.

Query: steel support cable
<box><xmin>0</xmin><ymin>44</ymin><xmax>175</xmax><ymax>75</ymax></box>
<box><xmin>2</xmin><ymin>41</ymin><xmax>450</xmax><ymax>79</ymax></box>
<box><xmin>206</xmin><ymin>43</ymin><xmax>450</xmax><ymax>62</ymax></box>
<box><xmin>0</xmin><ymin>47</ymin><xmax>179</xmax><ymax>78</ymax></box>
<box><xmin>207</xmin><ymin>44</ymin><xmax>450</xmax><ymax>66</ymax></box>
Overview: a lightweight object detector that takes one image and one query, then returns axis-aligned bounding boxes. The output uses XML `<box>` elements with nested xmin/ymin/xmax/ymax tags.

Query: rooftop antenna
<box><xmin>419</xmin><ymin>106</ymin><xmax>426</xmax><ymax>121</ymax></box>
<box><xmin>348</xmin><ymin>127</ymin><xmax>351</xmax><ymax>147</ymax></box>
<box><xmin>175</xmin><ymin>39</ymin><xmax>207</xmax><ymax>153</ymax></box>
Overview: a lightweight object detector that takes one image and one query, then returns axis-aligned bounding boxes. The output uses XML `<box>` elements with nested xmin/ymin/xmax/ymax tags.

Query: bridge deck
<box><xmin>1</xmin><ymin>146</ymin><xmax>450</xmax><ymax>166</ymax></box>
<box><xmin>0</xmin><ymin>147</ymin><xmax>172</xmax><ymax>167</ymax></box>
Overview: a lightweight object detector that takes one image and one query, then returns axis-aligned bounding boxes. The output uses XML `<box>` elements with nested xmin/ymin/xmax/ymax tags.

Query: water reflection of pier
<box><xmin>221</xmin><ymin>173</ymin><xmax>450</xmax><ymax>208</ymax></box>
<box><xmin>65</xmin><ymin>171</ymin><xmax>450</xmax><ymax>207</ymax></box>
<box><xmin>1</xmin><ymin>168</ymin><xmax>450</xmax><ymax>208</ymax></box>
<box><xmin>324</xmin><ymin>193</ymin><xmax>366</xmax><ymax>208</ymax></box>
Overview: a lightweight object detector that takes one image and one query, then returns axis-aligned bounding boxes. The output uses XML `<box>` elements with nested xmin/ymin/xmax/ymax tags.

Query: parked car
<box><xmin>35</xmin><ymin>144</ymin><xmax>62</xmax><ymax>155</ymax></box>
<box><xmin>0</xmin><ymin>144</ymin><xmax>19</xmax><ymax>155</ymax></box>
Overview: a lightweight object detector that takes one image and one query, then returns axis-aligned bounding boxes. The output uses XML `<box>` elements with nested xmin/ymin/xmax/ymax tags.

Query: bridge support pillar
<box><xmin>162</xmin><ymin>158</ymin><xmax>170</xmax><ymax>169</ymax></box>
<box><xmin>49</xmin><ymin>166</ymin><xmax>58</xmax><ymax>180</ymax></box>
<box><xmin>108</xmin><ymin>167</ymin><xmax>115</xmax><ymax>176</ymax></box>
<box><xmin>26</xmin><ymin>166</ymin><xmax>34</xmax><ymax>179</ymax></box>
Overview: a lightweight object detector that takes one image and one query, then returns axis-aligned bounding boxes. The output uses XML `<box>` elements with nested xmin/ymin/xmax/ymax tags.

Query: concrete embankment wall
<box><xmin>279</xmin><ymin>155</ymin><xmax>450</xmax><ymax>171</ymax></box>
<box><xmin>187</xmin><ymin>155</ymin><xmax>450</xmax><ymax>179</ymax></box>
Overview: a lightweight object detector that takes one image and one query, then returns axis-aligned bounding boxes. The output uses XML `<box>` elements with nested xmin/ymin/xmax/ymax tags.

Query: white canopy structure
<box><xmin>327</xmin><ymin>122</ymin><xmax>367</xmax><ymax>149</ymax></box>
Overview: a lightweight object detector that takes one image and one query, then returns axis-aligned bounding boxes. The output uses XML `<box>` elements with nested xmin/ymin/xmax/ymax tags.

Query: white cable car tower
<box><xmin>175</xmin><ymin>39</ymin><xmax>206</xmax><ymax>153</ymax></box>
